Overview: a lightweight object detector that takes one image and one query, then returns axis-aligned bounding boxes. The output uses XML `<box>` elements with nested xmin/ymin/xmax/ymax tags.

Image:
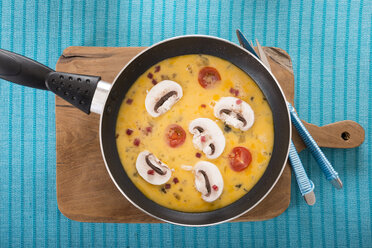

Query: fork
<box><xmin>236</xmin><ymin>30</ymin><xmax>316</xmax><ymax>205</ymax></box>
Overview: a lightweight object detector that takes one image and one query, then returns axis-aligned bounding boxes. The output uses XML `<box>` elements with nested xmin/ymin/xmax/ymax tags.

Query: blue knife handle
<box><xmin>288</xmin><ymin>141</ymin><xmax>314</xmax><ymax>196</ymax></box>
<box><xmin>287</xmin><ymin>103</ymin><xmax>339</xmax><ymax>181</ymax></box>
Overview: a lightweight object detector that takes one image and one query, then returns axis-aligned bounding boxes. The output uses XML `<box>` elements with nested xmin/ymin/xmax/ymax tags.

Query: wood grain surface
<box><xmin>55</xmin><ymin>46</ymin><xmax>364</xmax><ymax>223</ymax></box>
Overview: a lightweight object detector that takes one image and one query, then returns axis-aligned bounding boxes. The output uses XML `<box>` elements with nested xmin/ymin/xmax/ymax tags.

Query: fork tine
<box><xmin>249</xmin><ymin>40</ymin><xmax>254</xmax><ymax>48</ymax></box>
<box><xmin>255</xmin><ymin>39</ymin><xmax>263</xmax><ymax>53</ymax></box>
<box><xmin>255</xmin><ymin>39</ymin><xmax>272</xmax><ymax>72</ymax></box>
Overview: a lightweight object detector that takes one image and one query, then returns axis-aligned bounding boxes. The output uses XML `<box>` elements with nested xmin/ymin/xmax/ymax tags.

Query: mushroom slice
<box><xmin>194</xmin><ymin>161</ymin><xmax>224</xmax><ymax>202</ymax></box>
<box><xmin>214</xmin><ymin>97</ymin><xmax>254</xmax><ymax>131</ymax></box>
<box><xmin>188</xmin><ymin>118</ymin><xmax>225</xmax><ymax>159</ymax></box>
<box><xmin>145</xmin><ymin>80</ymin><xmax>183</xmax><ymax>117</ymax></box>
<box><xmin>136</xmin><ymin>150</ymin><xmax>171</xmax><ymax>185</ymax></box>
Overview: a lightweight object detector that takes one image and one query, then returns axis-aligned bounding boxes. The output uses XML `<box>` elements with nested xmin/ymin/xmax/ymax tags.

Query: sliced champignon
<box><xmin>136</xmin><ymin>150</ymin><xmax>171</xmax><ymax>185</ymax></box>
<box><xmin>194</xmin><ymin>161</ymin><xmax>224</xmax><ymax>202</ymax></box>
<box><xmin>188</xmin><ymin>118</ymin><xmax>225</xmax><ymax>159</ymax></box>
<box><xmin>214</xmin><ymin>97</ymin><xmax>254</xmax><ymax>131</ymax></box>
<box><xmin>145</xmin><ymin>80</ymin><xmax>183</xmax><ymax>117</ymax></box>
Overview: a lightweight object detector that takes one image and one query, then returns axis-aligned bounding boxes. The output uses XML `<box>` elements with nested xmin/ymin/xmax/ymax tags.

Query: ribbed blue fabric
<box><xmin>0</xmin><ymin>0</ymin><xmax>371</xmax><ymax>247</ymax></box>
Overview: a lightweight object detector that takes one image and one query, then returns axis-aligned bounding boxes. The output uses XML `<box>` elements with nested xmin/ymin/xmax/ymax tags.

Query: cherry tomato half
<box><xmin>165</xmin><ymin>124</ymin><xmax>186</xmax><ymax>148</ymax></box>
<box><xmin>198</xmin><ymin>67</ymin><xmax>221</xmax><ymax>89</ymax></box>
<box><xmin>228</xmin><ymin>147</ymin><xmax>252</xmax><ymax>172</ymax></box>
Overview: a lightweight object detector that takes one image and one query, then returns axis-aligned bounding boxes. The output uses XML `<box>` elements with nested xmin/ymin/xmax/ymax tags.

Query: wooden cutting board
<box><xmin>55</xmin><ymin>46</ymin><xmax>364</xmax><ymax>223</ymax></box>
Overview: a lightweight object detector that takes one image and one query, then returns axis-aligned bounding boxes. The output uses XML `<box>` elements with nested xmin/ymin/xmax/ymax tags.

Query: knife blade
<box><xmin>236</xmin><ymin>29</ymin><xmax>260</xmax><ymax>59</ymax></box>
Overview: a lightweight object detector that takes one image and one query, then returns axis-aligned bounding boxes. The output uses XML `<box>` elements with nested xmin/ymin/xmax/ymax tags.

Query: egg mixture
<box><xmin>115</xmin><ymin>54</ymin><xmax>274</xmax><ymax>212</ymax></box>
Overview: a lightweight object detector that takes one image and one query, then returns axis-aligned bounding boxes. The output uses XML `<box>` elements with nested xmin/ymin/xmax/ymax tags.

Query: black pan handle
<box><xmin>0</xmin><ymin>49</ymin><xmax>52</xmax><ymax>90</ymax></box>
<box><xmin>45</xmin><ymin>72</ymin><xmax>100</xmax><ymax>114</ymax></box>
<box><xmin>0</xmin><ymin>49</ymin><xmax>101</xmax><ymax>114</ymax></box>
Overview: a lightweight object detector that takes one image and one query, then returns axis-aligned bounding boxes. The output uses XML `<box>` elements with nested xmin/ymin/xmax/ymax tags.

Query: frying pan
<box><xmin>0</xmin><ymin>35</ymin><xmax>291</xmax><ymax>226</ymax></box>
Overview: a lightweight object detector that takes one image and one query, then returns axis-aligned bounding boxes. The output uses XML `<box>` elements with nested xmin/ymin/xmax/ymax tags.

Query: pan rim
<box><xmin>98</xmin><ymin>35</ymin><xmax>291</xmax><ymax>226</ymax></box>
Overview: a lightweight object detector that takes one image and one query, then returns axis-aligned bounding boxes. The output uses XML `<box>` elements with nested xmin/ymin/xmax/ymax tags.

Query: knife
<box><xmin>254</xmin><ymin>38</ymin><xmax>342</xmax><ymax>190</ymax></box>
<box><xmin>236</xmin><ymin>30</ymin><xmax>260</xmax><ymax>59</ymax></box>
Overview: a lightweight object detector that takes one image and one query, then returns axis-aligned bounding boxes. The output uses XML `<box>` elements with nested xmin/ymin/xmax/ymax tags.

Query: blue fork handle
<box><xmin>287</xmin><ymin>103</ymin><xmax>342</xmax><ymax>188</ymax></box>
<box><xmin>288</xmin><ymin>141</ymin><xmax>314</xmax><ymax>196</ymax></box>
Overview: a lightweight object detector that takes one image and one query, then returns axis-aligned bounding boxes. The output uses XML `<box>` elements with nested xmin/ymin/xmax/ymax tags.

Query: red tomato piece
<box><xmin>228</xmin><ymin>147</ymin><xmax>252</xmax><ymax>172</ymax></box>
<box><xmin>165</xmin><ymin>124</ymin><xmax>186</xmax><ymax>148</ymax></box>
<box><xmin>198</xmin><ymin>67</ymin><xmax>221</xmax><ymax>89</ymax></box>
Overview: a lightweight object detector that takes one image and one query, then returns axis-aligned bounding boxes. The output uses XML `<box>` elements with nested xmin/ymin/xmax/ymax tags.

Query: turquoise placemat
<box><xmin>0</xmin><ymin>0</ymin><xmax>371</xmax><ymax>247</ymax></box>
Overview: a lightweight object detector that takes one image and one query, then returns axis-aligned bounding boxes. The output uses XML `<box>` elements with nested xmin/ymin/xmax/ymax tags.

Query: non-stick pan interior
<box><xmin>100</xmin><ymin>36</ymin><xmax>290</xmax><ymax>226</ymax></box>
